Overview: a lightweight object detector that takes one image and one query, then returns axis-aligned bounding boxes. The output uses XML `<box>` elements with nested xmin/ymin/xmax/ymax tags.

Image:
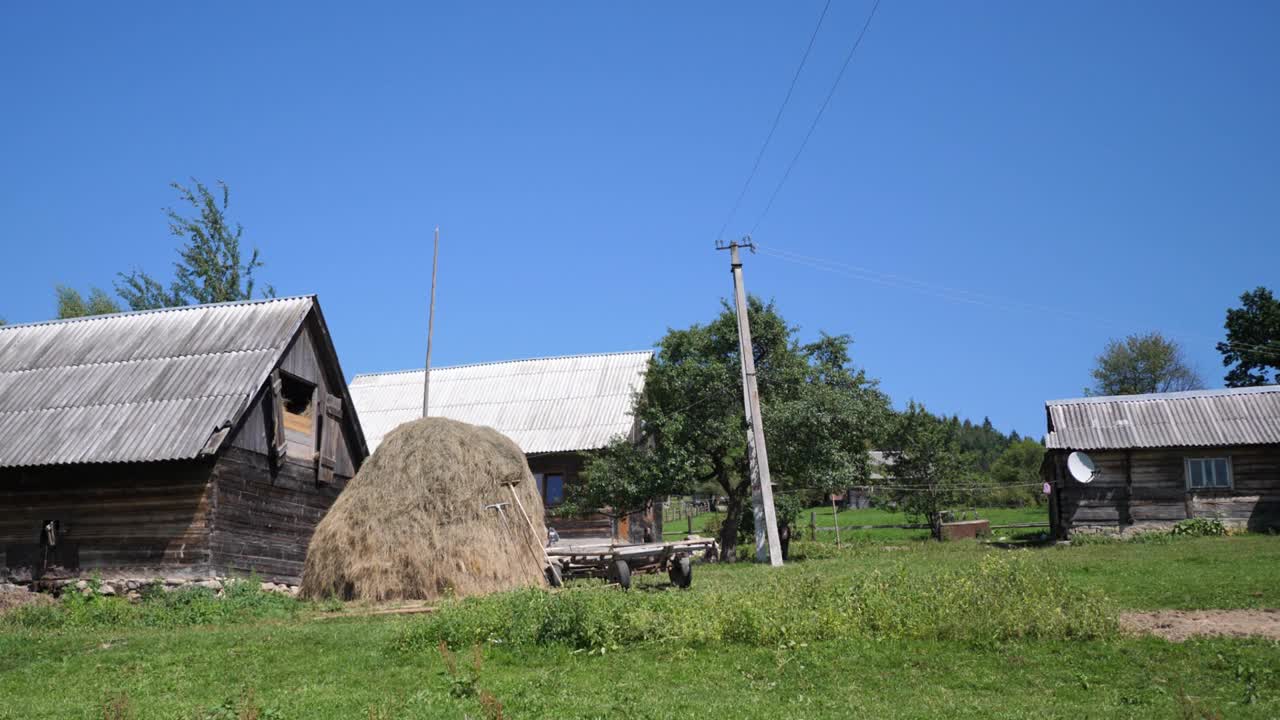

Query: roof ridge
<box><xmin>352</xmin><ymin>350</ymin><xmax>653</xmax><ymax>379</ymax></box>
<box><xmin>0</xmin><ymin>295</ymin><xmax>314</xmax><ymax>332</ymax></box>
<box><xmin>1046</xmin><ymin>384</ymin><xmax>1280</xmax><ymax>406</ymax></box>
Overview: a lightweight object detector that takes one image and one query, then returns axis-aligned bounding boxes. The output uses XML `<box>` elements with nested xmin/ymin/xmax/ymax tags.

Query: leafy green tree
<box><xmin>55</xmin><ymin>285</ymin><xmax>123</xmax><ymax>319</ymax></box>
<box><xmin>1217</xmin><ymin>286</ymin><xmax>1280</xmax><ymax>387</ymax></box>
<box><xmin>885</xmin><ymin>403</ymin><xmax>975</xmax><ymax>540</ymax></box>
<box><xmin>573</xmin><ymin>297</ymin><xmax>889</xmax><ymax>560</ymax></box>
<box><xmin>990</xmin><ymin>437</ymin><xmax>1046</xmax><ymax>506</ymax></box>
<box><xmin>1087</xmin><ymin>332</ymin><xmax>1202</xmax><ymax>396</ymax></box>
<box><xmin>116</xmin><ymin>179</ymin><xmax>272</xmax><ymax>309</ymax></box>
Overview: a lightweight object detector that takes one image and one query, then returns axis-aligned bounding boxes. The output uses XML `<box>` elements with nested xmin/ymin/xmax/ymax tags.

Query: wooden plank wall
<box><xmin>229</xmin><ymin>322</ymin><xmax>359</xmax><ymax>479</ymax></box>
<box><xmin>207</xmin><ymin>447</ymin><xmax>346</xmax><ymax>584</ymax></box>
<box><xmin>1053</xmin><ymin>444</ymin><xmax>1280</xmax><ymax>534</ymax></box>
<box><xmin>0</xmin><ymin>462</ymin><xmax>214</xmax><ymax>579</ymax></box>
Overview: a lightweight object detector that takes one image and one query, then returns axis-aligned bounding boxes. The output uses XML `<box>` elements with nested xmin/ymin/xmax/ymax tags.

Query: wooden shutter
<box><xmin>317</xmin><ymin>393</ymin><xmax>342</xmax><ymax>484</ymax></box>
<box><xmin>269</xmin><ymin>371</ymin><xmax>287</xmax><ymax>461</ymax></box>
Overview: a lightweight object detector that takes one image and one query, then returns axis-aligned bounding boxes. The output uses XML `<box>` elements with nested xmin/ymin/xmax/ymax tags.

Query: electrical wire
<box><xmin>756</xmin><ymin>243</ymin><xmax>1280</xmax><ymax>363</ymax></box>
<box><xmin>749</xmin><ymin>0</ymin><xmax>883</xmax><ymax>235</ymax></box>
<box><xmin>716</xmin><ymin>0</ymin><xmax>834</xmax><ymax>242</ymax></box>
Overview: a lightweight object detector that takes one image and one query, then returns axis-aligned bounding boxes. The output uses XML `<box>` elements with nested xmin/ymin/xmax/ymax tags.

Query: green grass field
<box><xmin>3</xmin><ymin>535</ymin><xmax>1278</xmax><ymax>719</ymax></box>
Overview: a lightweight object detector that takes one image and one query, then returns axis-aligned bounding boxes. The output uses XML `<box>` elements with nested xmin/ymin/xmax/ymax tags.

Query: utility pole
<box><xmin>716</xmin><ymin>236</ymin><xmax>783</xmax><ymax>566</ymax></box>
<box><xmin>422</xmin><ymin>226</ymin><xmax>439</xmax><ymax>418</ymax></box>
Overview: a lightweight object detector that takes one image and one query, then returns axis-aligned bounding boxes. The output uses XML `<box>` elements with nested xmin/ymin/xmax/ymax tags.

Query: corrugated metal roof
<box><xmin>1045</xmin><ymin>385</ymin><xmax>1280</xmax><ymax>450</ymax></box>
<box><xmin>349</xmin><ymin>351</ymin><xmax>652</xmax><ymax>454</ymax></box>
<box><xmin>0</xmin><ymin>296</ymin><xmax>314</xmax><ymax>467</ymax></box>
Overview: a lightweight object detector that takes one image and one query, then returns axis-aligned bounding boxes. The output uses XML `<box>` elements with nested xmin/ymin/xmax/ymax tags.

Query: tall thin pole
<box><xmin>422</xmin><ymin>226</ymin><xmax>439</xmax><ymax>418</ymax></box>
<box><xmin>717</xmin><ymin>237</ymin><xmax>783</xmax><ymax>566</ymax></box>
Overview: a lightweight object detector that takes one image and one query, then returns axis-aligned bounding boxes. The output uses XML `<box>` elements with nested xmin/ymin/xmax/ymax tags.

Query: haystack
<box><xmin>300</xmin><ymin>417</ymin><xmax>548</xmax><ymax>602</ymax></box>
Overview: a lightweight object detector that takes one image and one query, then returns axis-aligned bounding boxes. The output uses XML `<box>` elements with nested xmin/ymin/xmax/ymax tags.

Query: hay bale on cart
<box><xmin>300</xmin><ymin>417</ymin><xmax>548</xmax><ymax>602</ymax></box>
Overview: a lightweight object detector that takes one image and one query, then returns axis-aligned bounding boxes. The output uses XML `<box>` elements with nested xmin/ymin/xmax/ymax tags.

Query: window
<box><xmin>279</xmin><ymin>374</ymin><xmax>316</xmax><ymax>437</ymax></box>
<box><xmin>1186</xmin><ymin>457</ymin><xmax>1232</xmax><ymax>490</ymax></box>
<box><xmin>534</xmin><ymin>473</ymin><xmax>565</xmax><ymax>507</ymax></box>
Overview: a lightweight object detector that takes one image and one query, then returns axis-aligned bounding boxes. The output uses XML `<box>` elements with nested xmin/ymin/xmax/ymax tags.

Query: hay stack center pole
<box><xmin>422</xmin><ymin>226</ymin><xmax>439</xmax><ymax>417</ymax></box>
<box><xmin>716</xmin><ymin>236</ymin><xmax>783</xmax><ymax>567</ymax></box>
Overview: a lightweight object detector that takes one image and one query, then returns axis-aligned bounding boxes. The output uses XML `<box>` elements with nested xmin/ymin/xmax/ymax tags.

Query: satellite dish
<box><xmin>1067</xmin><ymin>451</ymin><xmax>1097</xmax><ymax>484</ymax></box>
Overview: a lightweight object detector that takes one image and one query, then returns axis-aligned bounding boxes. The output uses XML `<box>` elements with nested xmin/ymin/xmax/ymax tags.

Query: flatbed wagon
<box><xmin>545</xmin><ymin>537</ymin><xmax>717</xmax><ymax>590</ymax></box>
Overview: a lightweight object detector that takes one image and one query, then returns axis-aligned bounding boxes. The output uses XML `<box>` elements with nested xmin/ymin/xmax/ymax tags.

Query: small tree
<box><xmin>55</xmin><ymin>285</ymin><xmax>122</xmax><ymax>319</ymax></box>
<box><xmin>1217</xmin><ymin>286</ymin><xmax>1280</xmax><ymax>387</ymax></box>
<box><xmin>116</xmin><ymin>179</ymin><xmax>272</xmax><ymax>309</ymax></box>
<box><xmin>885</xmin><ymin>404</ymin><xmax>972</xmax><ymax>540</ymax></box>
<box><xmin>990</xmin><ymin>437</ymin><xmax>1046</xmax><ymax>506</ymax></box>
<box><xmin>1087</xmin><ymin>332</ymin><xmax>1202</xmax><ymax>396</ymax></box>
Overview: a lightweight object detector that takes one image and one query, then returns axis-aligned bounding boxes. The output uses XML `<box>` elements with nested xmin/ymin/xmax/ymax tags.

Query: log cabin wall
<box><xmin>1051</xmin><ymin>444</ymin><xmax>1280</xmax><ymax>535</ymax></box>
<box><xmin>0</xmin><ymin>461</ymin><xmax>215</xmax><ymax>581</ymax></box>
<box><xmin>207</xmin><ymin>447</ymin><xmax>346</xmax><ymax>584</ymax></box>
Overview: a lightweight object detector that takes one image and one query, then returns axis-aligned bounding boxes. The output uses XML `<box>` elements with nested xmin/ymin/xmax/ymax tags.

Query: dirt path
<box><xmin>1121</xmin><ymin>609</ymin><xmax>1280</xmax><ymax>641</ymax></box>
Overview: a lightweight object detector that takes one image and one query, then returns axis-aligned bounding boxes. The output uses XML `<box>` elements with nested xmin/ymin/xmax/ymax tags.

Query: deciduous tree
<box><xmin>55</xmin><ymin>285</ymin><xmax>122</xmax><ymax>319</ymax></box>
<box><xmin>116</xmin><ymin>179</ymin><xmax>272</xmax><ymax>309</ymax></box>
<box><xmin>1217</xmin><ymin>286</ymin><xmax>1280</xmax><ymax>387</ymax></box>
<box><xmin>1087</xmin><ymin>332</ymin><xmax>1202</xmax><ymax>396</ymax></box>
<box><xmin>884</xmin><ymin>403</ymin><xmax>974</xmax><ymax>540</ymax></box>
<box><xmin>572</xmin><ymin>298</ymin><xmax>889</xmax><ymax>560</ymax></box>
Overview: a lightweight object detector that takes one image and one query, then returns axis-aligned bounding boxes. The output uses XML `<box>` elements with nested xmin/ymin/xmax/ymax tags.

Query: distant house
<box><xmin>0</xmin><ymin>297</ymin><xmax>368</xmax><ymax>585</ymax></box>
<box><xmin>1043</xmin><ymin>386</ymin><xmax>1280</xmax><ymax>537</ymax></box>
<box><xmin>348</xmin><ymin>351</ymin><xmax>655</xmax><ymax>540</ymax></box>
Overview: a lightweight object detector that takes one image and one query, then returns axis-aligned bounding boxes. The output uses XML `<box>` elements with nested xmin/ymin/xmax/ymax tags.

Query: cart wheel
<box><xmin>668</xmin><ymin>556</ymin><xmax>693</xmax><ymax>589</ymax></box>
<box><xmin>609</xmin><ymin>559</ymin><xmax>632</xmax><ymax>590</ymax></box>
<box><xmin>545</xmin><ymin>562</ymin><xmax>563</xmax><ymax>588</ymax></box>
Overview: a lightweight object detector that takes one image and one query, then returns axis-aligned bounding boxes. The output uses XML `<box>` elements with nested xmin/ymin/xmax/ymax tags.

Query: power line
<box><xmin>750</xmin><ymin>0</ymin><xmax>883</xmax><ymax>235</ymax></box>
<box><xmin>756</xmin><ymin>243</ymin><xmax>1280</xmax><ymax>362</ymax></box>
<box><xmin>716</xmin><ymin>0</ymin><xmax>834</xmax><ymax>242</ymax></box>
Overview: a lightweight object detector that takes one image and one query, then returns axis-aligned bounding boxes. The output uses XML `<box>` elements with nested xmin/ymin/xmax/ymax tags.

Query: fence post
<box><xmin>809</xmin><ymin>511</ymin><xmax>817</xmax><ymax>541</ymax></box>
<box><xmin>687</xmin><ymin>515</ymin><xmax>693</xmax><ymax>537</ymax></box>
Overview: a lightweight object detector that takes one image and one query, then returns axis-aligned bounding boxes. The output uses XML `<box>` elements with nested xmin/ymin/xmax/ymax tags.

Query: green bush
<box><xmin>1172</xmin><ymin>518</ymin><xmax>1227</xmax><ymax>537</ymax></box>
<box><xmin>393</xmin><ymin>552</ymin><xmax>1117</xmax><ymax>653</ymax></box>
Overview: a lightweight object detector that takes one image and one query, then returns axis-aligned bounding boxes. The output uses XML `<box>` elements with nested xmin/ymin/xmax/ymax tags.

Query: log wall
<box><xmin>1049</xmin><ymin>444</ymin><xmax>1280</xmax><ymax>536</ymax></box>
<box><xmin>208</xmin><ymin>447</ymin><xmax>347</xmax><ymax>584</ymax></box>
<box><xmin>0</xmin><ymin>461</ymin><xmax>215</xmax><ymax>581</ymax></box>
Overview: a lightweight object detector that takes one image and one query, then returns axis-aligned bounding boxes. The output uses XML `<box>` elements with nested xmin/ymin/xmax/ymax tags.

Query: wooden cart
<box><xmin>545</xmin><ymin>538</ymin><xmax>717</xmax><ymax>590</ymax></box>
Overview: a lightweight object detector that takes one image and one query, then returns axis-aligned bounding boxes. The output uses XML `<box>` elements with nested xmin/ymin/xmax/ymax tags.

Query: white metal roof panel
<box><xmin>349</xmin><ymin>351</ymin><xmax>651</xmax><ymax>454</ymax></box>
<box><xmin>0</xmin><ymin>297</ymin><xmax>313</xmax><ymax>467</ymax></box>
<box><xmin>1045</xmin><ymin>385</ymin><xmax>1280</xmax><ymax>450</ymax></box>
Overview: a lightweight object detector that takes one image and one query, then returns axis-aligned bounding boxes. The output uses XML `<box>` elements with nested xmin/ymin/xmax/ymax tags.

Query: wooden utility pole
<box><xmin>716</xmin><ymin>237</ymin><xmax>783</xmax><ymax>567</ymax></box>
<box><xmin>422</xmin><ymin>226</ymin><xmax>439</xmax><ymax>418</ymax></box>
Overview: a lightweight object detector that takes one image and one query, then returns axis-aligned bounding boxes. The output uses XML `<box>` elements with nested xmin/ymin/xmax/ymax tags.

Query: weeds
<box><xmin>395</xmin><ymin>552</ymin><xmax>1117</xmax><ymax>652</ymax></box>
<box><xmin>2</xmin><ymin>579</ymin><xmax>305</xmax><ymax>630</ymax></box>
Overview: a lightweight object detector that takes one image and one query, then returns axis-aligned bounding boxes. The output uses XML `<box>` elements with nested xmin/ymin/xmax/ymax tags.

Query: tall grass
<box><xmin>394</xmin><ymin>552</ymin><xmax>1116</xmax><ymax>652</ymax></box>
<box><xmin>1</xmin><ymin>579</ymin><xmax>305</xmax><ymax>630</ymax></box>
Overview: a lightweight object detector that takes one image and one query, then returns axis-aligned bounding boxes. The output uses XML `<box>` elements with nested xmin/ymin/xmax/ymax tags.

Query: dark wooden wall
<box><xmin>529</xmin><ymin>452</ymin><xmax>661</xmax><ymax>542</ymax></box>
<box><xmin>1048</xmin><ymin>444</ymin><xmax>1280</xmax><ymax>536</ymax></box>
<box><xmin>229</xmin><ymin>322</ymin><xmax>360</xmax><ymax>480</ymax></box>
<box><xmin>208</xmin><ymin>447</ymin><xmax>346</xmax><ymax>584</ymax></box>
<box><xmin>0</xmin><ymin>461</ymin><xmax>215</xmax><ymax>580</ymax></box>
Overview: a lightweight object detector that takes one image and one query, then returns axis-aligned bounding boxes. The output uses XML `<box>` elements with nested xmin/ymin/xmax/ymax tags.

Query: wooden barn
<box><xmin>1043</xmin><ymin>385</ymin><xmax>1280</xmax><ymax>537</ymax></box>
<box><xmin>0</xmin><ymin>296</ymin><xmax>368</xmax><ymax>585</ymax></box>
<box><xmin>348</xmin><ymin>351</ymin><xmax>657</xmax><ymax>541</ymax></box>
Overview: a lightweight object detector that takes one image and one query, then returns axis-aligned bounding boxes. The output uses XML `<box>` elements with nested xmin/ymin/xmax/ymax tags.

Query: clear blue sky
<box><xmin>2</xmin><ymin>2</ymin><xmax>1277</xmax><ymax>439</ymax></box>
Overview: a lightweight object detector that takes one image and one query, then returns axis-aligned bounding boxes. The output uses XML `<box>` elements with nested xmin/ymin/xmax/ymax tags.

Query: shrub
<box><xmin>1171</xmin><ymin>518</ymin><xmax>1227</xmax><ymax>537</ymax></box>
<box><xmin>393</xmin><ymin>552</ymin><xmax>1116</xmax><ymax>653</ymax></box>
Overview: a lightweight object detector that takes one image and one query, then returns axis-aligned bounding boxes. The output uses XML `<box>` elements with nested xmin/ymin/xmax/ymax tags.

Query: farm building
<box><xmin>348</xmin><ymin>351</ymin><xmax>655</xmax><ymax>540</ymax></box>
<box><xmin>1043</xmin><ymin>385</ymin><xmax>1280</xmax><ymax>537</ymax></box>
<box><xmin>0</xmin><ymin>296</ymin><xmax>368</xmax><ymax>586</ymax></box>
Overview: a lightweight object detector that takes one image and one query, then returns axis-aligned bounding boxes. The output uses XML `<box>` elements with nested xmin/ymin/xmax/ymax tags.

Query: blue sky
<box><xmin>2</xmin><ymin>2</ymin><xmax>1277</xmax><ymax>439</ymax></box>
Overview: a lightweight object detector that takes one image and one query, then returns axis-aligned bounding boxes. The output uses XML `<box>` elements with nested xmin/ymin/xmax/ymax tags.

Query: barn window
<box><xmin>279</xmin><ymin>374</ymin><xmax>316</xmax><ymax>436</ymax></box>
<box><xmin>535</xmin><ymin>473</ymin><xmax>565</xmax><ymax>507</ymax></box>
<box><xmin>1185</xmin><ymin>457</ymin><xmax>1232</xmax><ymax>490</ymax></box>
